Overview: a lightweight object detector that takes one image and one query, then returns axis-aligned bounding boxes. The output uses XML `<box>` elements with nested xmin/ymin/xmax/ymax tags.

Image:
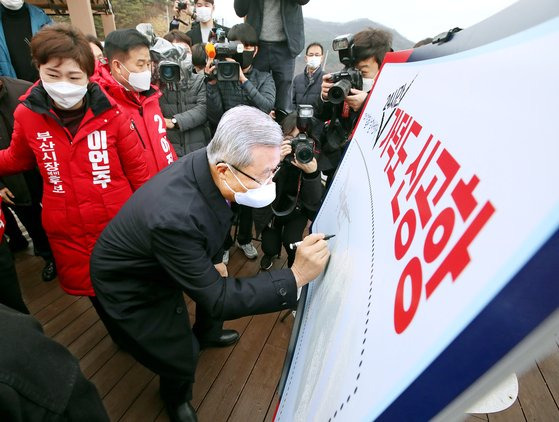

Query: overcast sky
<box><xmin>212</xmin><ymin>0</ymin><xmax>518</xmax><ymax>42</ymax></box>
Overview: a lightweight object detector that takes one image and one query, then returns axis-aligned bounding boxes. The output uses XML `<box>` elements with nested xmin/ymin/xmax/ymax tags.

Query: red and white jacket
<box><xmin>91</xmin><ymin>63</ymin><xmax>177</xmax><ymax>177</ymax></box>
<box><xmin>0</xmin><ymin>82</ymin><xmax>150</xmax><ymax>296</ymax></box>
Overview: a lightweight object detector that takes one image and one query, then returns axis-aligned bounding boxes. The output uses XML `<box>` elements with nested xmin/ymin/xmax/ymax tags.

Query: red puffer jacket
<box><xmin>0</xmin><ymin>82</ymin><xmax>150</xmax><ymax>296</ymax></box>
<box><xmin>91</xmin><ymin>63</ymin><xmax>177</xmax><ymax>177</ymax></box>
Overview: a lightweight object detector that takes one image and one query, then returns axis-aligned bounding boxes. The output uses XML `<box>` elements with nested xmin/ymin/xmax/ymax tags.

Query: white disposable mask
<box><xmin>119</xmin><ymin>62</ymin><xmax>152</xmax><ymax>92</ymax></box>
<box><xmin>362</xmin><ymin>77</ymin><xmax>374</xmax><ymax>93</ymax></box>
<box><xmin>224</xmin><ymin>164</ymin><xmax>276</xmax><ymax>208</ymax></box>
<box><xmin>307</xmin><ymin>56</ymin><xmax>321</xmax><ymax>70</ymax></box>
<box><xmin>0</xmin><ymin>0</ymin><xmax>24</xmax><ymax>10</ymax></box>
<box><xmin>42</xmin><ymin>81</ymin><xmax>87</xmax><ymax>110</ymax></box>
<box><xmin>196</xmin><ymin>7</ymin><xmax>212</xmax><ymax>23</ymax></box>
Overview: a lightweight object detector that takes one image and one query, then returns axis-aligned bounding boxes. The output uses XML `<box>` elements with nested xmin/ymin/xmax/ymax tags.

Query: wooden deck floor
<box><xmin>12</xmin><ymin>243</ymin><xmax>559</xmax><ymax>422</ymax></box>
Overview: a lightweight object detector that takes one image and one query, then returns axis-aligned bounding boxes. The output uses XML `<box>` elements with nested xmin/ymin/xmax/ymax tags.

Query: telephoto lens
<box><xmin>328</xmin><ymin>79</ymin><xmax>352</xmax><ymax>104</ymax></box>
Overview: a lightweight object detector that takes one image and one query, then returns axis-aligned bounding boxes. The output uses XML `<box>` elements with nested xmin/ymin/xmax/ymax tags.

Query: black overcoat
<box><xmin>90</xmin><ymin>148</ymin><xmax>297</xmax><ymax>381</ymax></box>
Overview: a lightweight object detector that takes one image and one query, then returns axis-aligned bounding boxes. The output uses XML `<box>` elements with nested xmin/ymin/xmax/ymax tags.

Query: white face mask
<box><xmin>0</xmin><ymin>0</ymin><xmax>24</xmax><ymax>10</ymax></box>
<box><xmin>306</xmin><ymin>56</ymin><xmax>321</xmax><ymax>70</ymax></box>
<box><xmin>119</xmin><ymin>62</ymin><xmax>151</xmax><ymax>92</ymax></box>
<box><xmin>42</xmin><ymin>81</ymin><xmax>87</xmax><ymax>110</ymax></box>
<box><xmin>196</xmin><ymin>6</ymin><xmax>213</xmax><ymax>23</ymax></box>
<box><xmin>362</xmin><ymin>77</ymin><xmax>374</xmax><ymax>93</ymax></box>
<box><xmin>224</xmin><ymin>164</ymin><xmax>276</xmax><ymax>208</ymax></box>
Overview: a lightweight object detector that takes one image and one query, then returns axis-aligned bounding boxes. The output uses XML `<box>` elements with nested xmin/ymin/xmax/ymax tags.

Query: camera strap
<box><xmin>341</xmin><ymin>101</ymin><xmax>350</xmax><ymax>119</ymax></box>
<box><xmin>272</xmin><ymin>172</ymin><xmax>302</xmax><ymax>217</ymax></box>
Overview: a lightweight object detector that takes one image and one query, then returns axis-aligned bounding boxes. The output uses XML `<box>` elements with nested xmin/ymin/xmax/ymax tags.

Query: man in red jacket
<box><xmin>92</xmin><ymin>29</ymin><xmax>177</xmax><ymax>177</ymax></box>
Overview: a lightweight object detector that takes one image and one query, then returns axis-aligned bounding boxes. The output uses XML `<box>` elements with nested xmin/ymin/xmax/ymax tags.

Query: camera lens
<box><xmin>294</xmin><ymin>142</ymin><xmax>314</xmax><ymax>164</ymax></box>
<box><xmin>217</xmin><ymin>61</ymin><xmax>240</xmax><ymax>81</ymax></box>
<box><xmin>328</xmin><ymin>79</ymin><xmax>352</xmax><ymax>104</ymax></box>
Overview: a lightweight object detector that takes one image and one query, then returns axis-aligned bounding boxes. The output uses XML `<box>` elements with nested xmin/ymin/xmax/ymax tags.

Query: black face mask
<box><xmin>241</xmin><ymin>50</ymin><xmax>255</xmax><ymax>69</ymax></box>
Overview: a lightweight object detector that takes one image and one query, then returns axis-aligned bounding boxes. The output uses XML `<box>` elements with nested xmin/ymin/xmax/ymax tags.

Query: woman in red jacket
<box><xmin>0</xmin><ymin>24</ymin><xmax>150</xmax><ymax>297</ymax></box>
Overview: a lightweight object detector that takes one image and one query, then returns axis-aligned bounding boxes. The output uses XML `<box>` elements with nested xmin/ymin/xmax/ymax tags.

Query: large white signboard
<box><xmin>276</xmin><ymin>16</ymin><xmax>559</xmax><ymax>422</ymax></box>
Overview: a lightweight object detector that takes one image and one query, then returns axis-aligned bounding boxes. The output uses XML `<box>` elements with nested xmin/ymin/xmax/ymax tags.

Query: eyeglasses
<box><xmin>220</xmin><ymin>162</ymin><xmax>281</xmax><ymax>186</ymax></box>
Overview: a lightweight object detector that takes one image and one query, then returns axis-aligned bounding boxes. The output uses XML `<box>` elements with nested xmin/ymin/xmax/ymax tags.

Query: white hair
<box><xmin>207</xmin><ymin>105</ymin><xmax>282</xmax><ymax>167</ymax></box>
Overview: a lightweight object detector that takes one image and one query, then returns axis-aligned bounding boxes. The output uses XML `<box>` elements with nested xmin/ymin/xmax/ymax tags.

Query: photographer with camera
<box><xmin>259</xmin><ymin>105</ymin><xmax>323</xmax><ymax>270</ymax></box>
<box><xmin>186</xmin><ymin>0</ymin><xmax>228</xmax><ymax>45</ymax></box>
<box><xmin>152</xmin><ymin>32</ymin><xmax>210</xmax><ymax>157</ymax></box>
<box><xmin>206</xmin><ymin>22</ymin><xmax>276</xmax><ymax>260</ymax></box>
<box><xmin>317</xmin><ymin>28</ymin><xmax>392</xmax><ymax>182</ymax></box>
<box><xmin>170</xmin><ymin>0</ymin><xmax>195</xmax><ymax>33</ymax></box>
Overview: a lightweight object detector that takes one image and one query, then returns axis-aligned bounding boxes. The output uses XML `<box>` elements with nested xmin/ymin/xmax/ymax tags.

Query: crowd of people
<box><xmin>0</xmin><ymin>0</ymin><xmax>395</xmax><ymax>420</ymax></box>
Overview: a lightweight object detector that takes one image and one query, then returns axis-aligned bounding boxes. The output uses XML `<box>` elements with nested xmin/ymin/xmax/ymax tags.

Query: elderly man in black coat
<box><xmin>90</xmin><ymin>105</ymin><xmax>330</xmax><ymax>422</ymax></box>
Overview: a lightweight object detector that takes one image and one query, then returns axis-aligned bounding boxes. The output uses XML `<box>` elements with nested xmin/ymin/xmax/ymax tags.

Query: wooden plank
<box><xmin>487</xmin><ymin>397</ymin><xmax>525</xmax><ymax>422</ymax></box>
<box><xmin>517</xmin><ymin>362</ymin><xmax>559</xmax><ymax>421</ymax></box>
<box><xmin>228</xmin><ymin>342</ymin><xmax>287</xmax><ymax>422</ymax></box>
<box><xmin>53</xmin><ymin>306</ymin><xmax>99</xmax><ymax>347</ymax></box>
<box><xmin>33</xmin><ymin>291</ymin><xmax>79</xmax><ymax>324</ymax></box>
<box><xmin>79</xmin><ymin>334</ymin><xmax>119</xmax><ymax>378</ymax></box>
<box><xmin>264</xmin><ymin>390</ymin><xmax>280</xmax><ymax>422</ymax></box>
<box><xmin>42</xmin><ymin>296</ymin><xmax>90</xmax><ymax>337</ymax></box>
<box><xmin>89</xmin><ymin>349</ymin><xmax>136</xmax><ymax>397</ymax></box>
<box><xmin>26</xmin><ymin>282</ymin><xmax>66</xmax><ymax>314</ymax></box>
<box><xmin>102</xmin><ymin>361</ymin><xmax>155</xmax><ymax>421</ymax></box>
<box><xmin>120</xmin><ymin>375</ymin><xmax>165</xmax><ymax>422</ymax></box>
<box><xmin>536</xmin><ymin>344</ymin><xmax>559</xmax><ymax>409</ymax></box>
<box><xmin>67</xmin><ymin>319</ymin><xmax>108</xmax><ymax>359</ymax></box>
<box><xmin>195</xmin><ymin>312</ymin><xmax>279</xmax><ymax>421</ymax></box>
<box><xmin>465</xmin><ymin>414</ymin><xmax>488</xmax><ymax>421</ymax></box>
<box><xmin>191</xmin><ymin>316</ymin><xmax>253</xmax><ymax>408</ymax></box>
<box><xmin>20</xmin><ymin>275</ymin><xmax>55</xmax><ymax>303</ymax></box>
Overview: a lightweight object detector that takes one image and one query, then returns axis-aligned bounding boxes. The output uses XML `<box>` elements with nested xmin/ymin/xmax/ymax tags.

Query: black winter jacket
<box><xmin>159</xmin><ymin>72</ymin><xmax>210</xmax><ymax>157</ymax></box>
<box><xmin>0</xmin><ymin>76</ymin><xmax>42</xmax><ymax>205</ymax></box>
<box><xmin>292</xmin><ymin>67</ymin><xmax>324</xmax><ymax>110</ymax></box>
<box><xmin>0</xmin><ymin>304</ymin><xmax>109</xmax><ymax>421</ymax></box>
<box><xmin>206</xmin><ymin>67</ymin><xmax>275</xmax><ymax>125</ymax></box>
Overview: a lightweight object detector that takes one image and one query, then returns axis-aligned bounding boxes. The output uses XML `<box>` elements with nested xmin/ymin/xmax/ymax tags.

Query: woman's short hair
<box><xmin>207</xmin><ymin>106</ymin><xmax>282</xmax><ymax>168</ymax></box>
<box><xmin>30</xmin><ymin>23</ymin><xmax>95</xmax><ymax>77</ymax></box>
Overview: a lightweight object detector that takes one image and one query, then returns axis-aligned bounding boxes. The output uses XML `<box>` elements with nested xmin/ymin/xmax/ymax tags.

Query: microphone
<box><xmin>205</xmin><ymin>43</ymin><xmax>216</xmax><ymax>60</ymax></box>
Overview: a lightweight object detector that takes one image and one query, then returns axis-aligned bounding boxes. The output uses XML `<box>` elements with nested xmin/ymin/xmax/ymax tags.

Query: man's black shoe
<box><xmin>8</xmin><ymin>236</ymin><xmax>28</xmax><ymax>252</ymax></box>
<box><xmin>42</xmin><ymin>260</ymin><xmax>56</xmax><ymax>282</ymax></box>
<box><xmin>198</xmin><ymin>329</ymin><xmax>240</xmax><ymax>349</ymax></box>
<box><xmin>165</xmin><ymin>400</ymin><xmax>198</xmax><ymax>422</ymax></box>
<box><xmin>260</xmin><ymin>254</ymin><xmax>274</xmax><ymax>271</ymax></box>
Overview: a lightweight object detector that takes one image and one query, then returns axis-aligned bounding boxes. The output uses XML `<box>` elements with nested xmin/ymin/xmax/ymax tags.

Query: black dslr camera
<box><xmin>289</xmin><ymin>105</ymin><xmax>315</xmax><ymax>164</ymax></box>
<box><xmin>327</xmin><ymin>34</ymin><xmax>363</xmax><ymax>104</ymax></box>
<box><xmin>213</xmin><ymin>41</ymin><xmax>244</xmax><ymax>81</ymax></box>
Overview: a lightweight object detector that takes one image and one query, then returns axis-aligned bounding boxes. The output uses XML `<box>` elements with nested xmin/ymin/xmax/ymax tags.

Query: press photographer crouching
<box><xmin>317</xmin><ymin>28</ymin><xmax>392</xmax><ymax>183</ymax></box>
<box><xmin>259</xmin><ymin>105</ymin><xmax>324</xmax><ymax>270</ymax></box>
<box><xmin>151</xmin><ymin>32</ymin><xmax>210</xmax><ymax>157</ymax></box>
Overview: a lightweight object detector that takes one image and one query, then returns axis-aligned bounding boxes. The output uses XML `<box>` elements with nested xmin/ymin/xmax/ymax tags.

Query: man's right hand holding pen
<box><xmin>291</xmin><ymin>233</ymin><xmax>331</xmax><ymax>288</ymax></box>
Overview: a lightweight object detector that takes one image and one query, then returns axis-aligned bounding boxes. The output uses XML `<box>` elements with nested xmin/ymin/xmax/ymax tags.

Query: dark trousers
<box><xmin>261</xmin><ymin>209</ymin><xmax>309</xmax><ymax>267</ymax></box>
<box><xmin>253</xmin><ymin>41</ymin><xmax>296</xmax><ymax>112</ymax></box>
<box><xmin>224</xmin><ymin>204</ymin><xmax>254</xmax><ymax>248</ymax></box>
<box><xmin>2</xmin><ymin>202</ymin><xmax>53</xmax><ymax>260</ymax></box>
<box><xmin>0</xmin><ymin>238</ymin><xmax>29</xmax><ymax>314</ymax></box>
<box><xmin>90</xmin><ymin>294</ymin><xmax>222</xmax><ymax>403</ymax></box>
